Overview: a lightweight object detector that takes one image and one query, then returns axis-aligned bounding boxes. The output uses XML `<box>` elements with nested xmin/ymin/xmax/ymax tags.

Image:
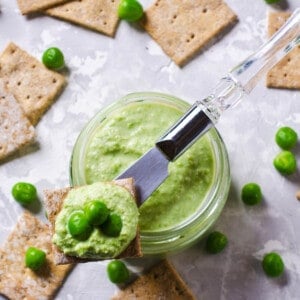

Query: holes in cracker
<box><xmin>170</xmin><ymin>14</ymin><xmax>177</xmax><ymax>24</ymax></box>
<box><xmin>202</xmin><ymin>8</ymin><xmax>208</xmax><ymax>13</ymax></box>
<box><xmin>37</xmin><ymin>95</ymin><xmax>43</xmax><ymax>100</ymax></box>
<box><xmin>155</xmin><ymin>0</ymin><xmax>161</xmax><ymax>7</ymax></box>
<box><xmin>52</xmin><ymin>78</ymin><xmax>57</xmax><ymax>84</ymax></box>
<box><xmin>31</xmin><ymin>64</ymin><xmax>36</xmax><ymax>69</ymax></box>
<box><xmin>284</xmin><ymin>73</ymin><xmax>287</xmax><ymax>77</ymax></box>
<box><xmin>17</xmin><ymin>81</ymin><xmax>21</xmax><ymax>86</ymax></box>
<box><xmin>103</xmin><ymin>21</ymin><xmax>107</xmax><ymax>26</ymax></box>
<box><xmin>186</xmin><ymin>33</ymin><xmax>195</xmax><ymax>43</ymax></box>
<box><xmin>10</xmin><ymin>48</ymin><xmax>16</xmax><ymax>55</ymax></box>
<box><xmin>26</xmin><ymin>95</ymin><xmax>30</xmax><ymax>100</ymax></box>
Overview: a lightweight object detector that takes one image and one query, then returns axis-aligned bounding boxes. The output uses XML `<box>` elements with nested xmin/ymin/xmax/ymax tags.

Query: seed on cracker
<box><xmin>112</xmin><ymin>259</ymin><xmax>196</xmax><ymax>300</ymax></box>
<box><xmin>45</xmin><ymin>0</ymin><xmax>120</xmax><ymax>37</ymax></box>
<box><xmin>17</xmin><ymin>0</ymin><xmax>72</xmax><ymax>15</ymax></box>
<box><xmin>43</xmin><ymin>178</ymin><xmax>142</xmax><ymax>265</ymax></box>
<box><xmin>0</xmin><ymin>42</ymin><xmax>66</xmax><ymax>125</ymax></box>
<box><xmin>0</xmin><ymin>211</ymin><xmax>73</xmax><ymax>300</ymax></box>
<box><xmin>141</xmin><ymin>0</ymin><xmax>237</xmax><ymax>66</ymax></box>
<box><xmin>266</xmin><ymin>12</ymin><xmax>300</xmax><ymax>89</ymax></box>
<box><xmin>0</xmin><ymin>80</ymin><xmax>35</xmax><ymax>161</ymax></box>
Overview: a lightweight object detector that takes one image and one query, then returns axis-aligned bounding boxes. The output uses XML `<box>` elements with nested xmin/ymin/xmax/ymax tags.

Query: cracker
<box><xmin>0</xmin><ymin>80</ymin><xmax>35</xmax><ymax>161</ymax></box>
<box><xmin>0</xmin><ymin>42</ymin><xmax>66</xmax><ymax>125</ymax></box>
<box><xmin>112</xmin><ymin>259</ymin><xmax>196</xmax><ymax>300</ymax></box>
<box><xmin>45</xmin><ymin>0</ymin><xmax>120</xmax><ymax>37</ymax></box>
<box><xmin>17</xmin><ymin>0</ymin><xmax>72</xmax><ymax>15</ymax></box>
<box><xmin>44</xmin><ymin>178</ymin><xmax>142</xmax><ymax>265</ymax></box>
<box><xmin>142</xmin><ymin>0</ymin><xmax>237</xmax><ymax>66</ymax></box>
<box><xmin>266</xmin><ymin>12</ymin><xmax>300</xmax><ymax>89</ymax></box>
<box><xmin>0</xmin><ymin>211</ymin><xmax>73</xmax><ymax>300</ymax></box>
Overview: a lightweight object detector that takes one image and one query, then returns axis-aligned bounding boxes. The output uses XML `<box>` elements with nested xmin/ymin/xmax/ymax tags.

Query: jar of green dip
<box><xmin>70</xmin><ymin>92</ymin><xmax>230</xmax><ymax>255</ymax></box>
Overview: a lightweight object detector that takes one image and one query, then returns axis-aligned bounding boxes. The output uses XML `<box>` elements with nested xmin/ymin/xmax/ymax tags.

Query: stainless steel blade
<box><xmin>116</xmin><ymin>147</ymin><xmax>169</xmax><ymax>203</ymax></box>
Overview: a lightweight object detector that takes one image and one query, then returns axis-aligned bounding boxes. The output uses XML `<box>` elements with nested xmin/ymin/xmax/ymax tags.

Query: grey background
<box><xmin>0</xmin><ymin>0</ymin><xmax>300</xmax><ymax>299</ymax></box>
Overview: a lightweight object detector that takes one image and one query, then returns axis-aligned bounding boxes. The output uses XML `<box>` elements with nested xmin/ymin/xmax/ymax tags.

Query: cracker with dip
<box><xmin>44</xmin><ymin>178</ymin><xmax>142</xmax><ymax>265</ymax></box>
<box><xmin>45</xmin><ymin>0</ymin><xmax>120</xmax><ymax>37</ymax></box>
<box><xmin>141</xmin><ymin>0</ymin><xmax>237</xmax><ymax>66</ymax></box>
<box><xmin>267</xmin><ymin>12</ymin><xmax>300</xmax><ymax>89</ymax></box>
<box><xmin>0</xmin><ymin>211</ymin><xmax>73</xmax><ymax>300</ymax></box>
<box><xmin>0</xmin><ymin>42</ymin><xmax>66</xmax><ymax>125</ymax></box>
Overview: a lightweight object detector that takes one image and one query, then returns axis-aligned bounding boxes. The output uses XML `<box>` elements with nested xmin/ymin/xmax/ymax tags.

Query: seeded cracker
<box><xmin>17</xmin><ymin>0</ymin><xmax>72</xmax><ymax>15</ymax></box>
<box><xmin>45</xmin><ymin>0</ymin><xmax>120</xmax><ymax>37</ymax></box>
<box><xmin>142</xmin><ymin>0</ymin><xmax>237</xmax><ymax>66</ymax></box>
<box><xmin>112</xmin><ymin>259</ymin><xmax>196</xmax><ymax>300</ymax></box>
<box><xmin>0</xmin><ymin>80</ymin><xmax>35</xmax><ymax>161</ymax></box>
<box><xmin>44</xmin><ymin>178</ymin><xmax>142</xmax><ymax>265</ymax></box>
<box><xmin>267</xmin><ymin>12</ymin><xmax>300</xmax><ymax>89</ymax></box>
<box><xmin>0</xmin><ymin>212</ymin><xmax>73</xmax><ymax>300</ymax></box>
<box><xmin>0</xmin><ymin>42</ymin><xmax>66</xmax><ymax>125</ymax></box>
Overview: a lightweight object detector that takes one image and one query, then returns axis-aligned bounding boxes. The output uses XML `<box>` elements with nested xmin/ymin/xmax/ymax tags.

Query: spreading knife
<box><xmin>117</xmin><ymin>9</ymin><xmax>300</xmax><ymax>203</ymax></box>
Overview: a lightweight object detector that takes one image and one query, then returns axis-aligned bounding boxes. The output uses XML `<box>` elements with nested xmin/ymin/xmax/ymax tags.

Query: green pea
<box><xmin>25</xmin><ymin>247</ymin><xmax>46</xmax><ymax>271</ymax></box>
<box><xmin>264</xmin><ymin>0</ymin><xmax>280</xmax><ymax>3</ymax></box>
<box><xmin>206</xmin><ymin>231</ymin><xmax>228</xmax><ymax>254</ymax></box>
<box><xmin>84</xmin><ymin>200</ymin><xmax>109</xmax><ymax>226</ymax></box>
<box><xmin>118</xmin><ymin>0</ymin><xmax>144</xmax><ymax>22</ymax></box>
<box><xmin>275</xmin><ymin>126</ymin><xmax>298</xmax><ymax>150</ymax></box>
<box><xmin>42</xmin><ymin>47</ymin><xmax>65</xmax><ymax>70</ymax></box>
<box><xmin>262</xmin><ymin>252</ymin><xmax>284</xmax><ymax>277</ymax></box>
<box><xmin>241</xmin><ymin>183</ymin><xmax>262</xmax><ymax>205</ymax></box>
<box><xmin>12</xmin><ymin>182</ymin><xmax>37</xmax><ymax>205</ymax></box>
<box><xmin>68</xmin><ymin>210</ymin><xmax>92</xmax><ymax>240</ymax></box>
<box><xmin>107</xmin><ymin>260</ymin><xmax>129</xmax><ymax>284</ymax></box>
<box><xmin>273</xmin><ymin>151</ymin><xmax>297</xmax><ymax>175</ymax></box>
<box><xmin>101</xmin><ymin>213</ymin><xmax>122</xmax><ymax>237</ymax></box>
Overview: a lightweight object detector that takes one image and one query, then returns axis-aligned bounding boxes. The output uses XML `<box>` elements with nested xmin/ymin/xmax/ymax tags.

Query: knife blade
<box><xmin>117</xmin><ymin>8</ymin><xmax>300</xmax><ymax>203</ymax></box>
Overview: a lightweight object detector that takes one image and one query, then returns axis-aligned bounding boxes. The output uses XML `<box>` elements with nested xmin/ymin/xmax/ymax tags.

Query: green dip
<box><xmin>53</xmin><ymin>182</ymin><xmax>139</xmax><ymax>258</ymax></box>
<box><xmin>85</xmin><ymin>101</ymin><xmax>215</xmax><ymax>232</ymax></box>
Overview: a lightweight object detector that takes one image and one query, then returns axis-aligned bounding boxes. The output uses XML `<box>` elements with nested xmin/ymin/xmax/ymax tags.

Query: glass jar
<box><xmin>70</xmin><ymin>92</ymin><xmax>230</xmax><ymax>255</ymax></box>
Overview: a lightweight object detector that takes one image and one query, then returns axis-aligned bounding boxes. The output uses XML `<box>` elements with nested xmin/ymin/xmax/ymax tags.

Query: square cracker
<box><xmin>0</xmin><ymin>42</ymin><xmax>66</xmax><ymax>125</ymax></box>
<box><xmin>44</xmin><ymin>178</ymin><xmax>142</xmax><ymax>265</ymax></box>
<box><xmin>45</xmin><ymin>0</ymin><xmax>120</xmax><ymax>37</ymax></box>
<box><xmin>0</xmin><ymin>80</ymin><xmax>35</xmax><ymax>161</ymax></box>
<box><xmin>0</xmin><ymin>211</ymin><xmax>73</xmax><ymax>300</ymax></box>
<box><xmin>142</xmin><ymin>0</ymin><xmax>237</xmax><ymax>66</ymax></box>
<box><xmin>266</xmin><ymin>12</ymin><xmax>300</xmax><ymax>89</ymax></box>
<box><xmin>112</xmin><ymin>259</ymin><xmax>196</xmax><ymax>300</ymax></box>
<box><xmin>17</xmin><ymin>0</ymin><xmax>72</xmax><ymax>15</ymax></box>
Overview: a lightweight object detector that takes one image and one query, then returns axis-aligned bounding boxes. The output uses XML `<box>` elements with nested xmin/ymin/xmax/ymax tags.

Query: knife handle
<box><xmin>156</xmin><ymin>101</ymin><xmax>214</xmax><ymax>161</ymax></box>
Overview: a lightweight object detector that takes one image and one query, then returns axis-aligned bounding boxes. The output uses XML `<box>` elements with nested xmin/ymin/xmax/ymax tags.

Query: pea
<box><xmin>25</xmin><ymin>247</ymin><xmax>46</xmax><ymax>271</ymax></box>
<box><xmin>273</xmin><ymin>151</ymin><xmax>297</xmax><ymax>175</ymax></box>
<box><xmin>42</xmin><ymin>47</ymin><xmax>65</xmax><ymax>70</ymax></box>
<box><xmin>84</xmin><ymin>200</ymin><xmax>109</xmax><ymax>226</ymax></box>
<box><xmin>118</xmin><ymin>0</ymin><xmax>144</xmax><ymax>22</ymax></box>
<box><xmin>107</xmin><ymin>260</ymin><xmax>129</xmax><ymax>284</ymax></box>
<box><xmin>101</xmin><ymin>213</ymin><xmax>122</xmax><ymax>237</ymax></box>
<box><xmin>262</xmin><ymin>252</ymin><xmax>284</xmax><ymax>277</ymax></box>
<box><xmin>275</xmin><ymin>126</ymin><xmax>298</xmax><ymax>150</ymax></box>
<box><xmin>206</xmin><ymin>231</ymin><xmax>228</xmax><ymax>254</ymax></box>
<box><xmin>68</xmin><ymin>210</ymin><xmax>92</xmax><ymax>240</ymax></box>
<box><xmin>241</xmin><ymin>183</ymin><xmax>262</xmax><ymax>205</ymax></box>
<box><xmin>264</xmin><ymin>0</ymin><xmax>280</xmax><ymax>3</ymax></box>
<box><xmin>12</xmin><ymin>182</ymin><xmax>37</xmax><ymax>205</ymax></box>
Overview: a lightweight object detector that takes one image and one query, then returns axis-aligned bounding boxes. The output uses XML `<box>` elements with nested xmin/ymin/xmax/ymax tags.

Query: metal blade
<box><xmin>116</xmin><ymin>147</ymin><xmax>169</xmax><ymax>203</ymax></box>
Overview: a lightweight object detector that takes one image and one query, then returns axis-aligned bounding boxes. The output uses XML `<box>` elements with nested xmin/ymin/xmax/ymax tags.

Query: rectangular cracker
<box><xmin>0</xmin><ymin>211</ymin><xmax>73</xmax><ymax>300</ymax></box>
<box><xmin>44</xmin><ymin>178</ymin><xmax>142</xmax><ymax>265</ymax></box>
<box><xmin>112</xmin><ymin>259</ymin><xmax>196</xmax><ymax>300</ymax></box>
<box><xmin>0</xmin><ymin>42</ymin><xmax>66</xmax><ymax>125</ymax></box>
<box><xmin>266</xmin><ymin>12</ymin><xmax>300</xmax><ymax>89</ymax></box>
<box><xmin>45</xmin><ymin>0</ymin><xmax>120</xmax><ymax>37</ymax></box>
<box><xmin>142</xmin><ymin>0</ymin><xmax>237</xmax><ymax>66</ymax></box>
<box><xmin>0</xmin><ymin>80</ymin><xmax>35</xmax><ymax>161</ymax></box>
<box><xmin>17</xmin><ymin>0</ymin><xmax>72</xmax><ymax>15</ymax></box>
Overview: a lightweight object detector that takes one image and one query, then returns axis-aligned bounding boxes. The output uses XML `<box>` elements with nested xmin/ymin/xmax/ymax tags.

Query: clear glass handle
<box><xmin>202</xmin><ymin>8</ymin><xmax>300</xmax><ymax>123</ymax></box>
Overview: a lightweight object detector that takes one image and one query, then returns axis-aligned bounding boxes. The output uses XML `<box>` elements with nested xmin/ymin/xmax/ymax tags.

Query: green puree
<box><xmin>85</xmin><ymin>101</ymin><xmax>215</xmax><ymax>231</ymax></box>
<box><xmin>53</xmin><ymin>182</ymin><xmax>139</xmax><ymax>258</ymax></box>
